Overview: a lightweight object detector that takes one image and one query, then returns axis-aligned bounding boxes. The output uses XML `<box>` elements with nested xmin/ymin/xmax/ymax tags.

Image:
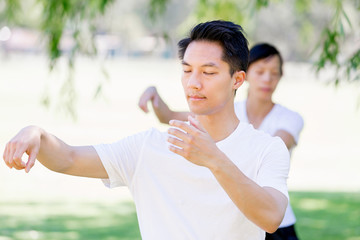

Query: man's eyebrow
<box><xmin>181</xmin><ymin>61</ymin><xmax>219</xmax><ymax>68</ymax></box>
<box><xmin>202</xmin><ymin>62</ymin><xmax>219</xmax><ymax>68</ymax></box>
<box><xmin>182</xmin><ymin>60</ymin><xmax>190</xmax><ymax>66</ymax></box>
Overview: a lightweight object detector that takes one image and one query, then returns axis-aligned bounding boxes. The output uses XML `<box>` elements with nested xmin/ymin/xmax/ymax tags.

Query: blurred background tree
<box><xmin>1</xmin><ymin>0</ymin><xmax>359</xmax><ymax>116</ymax></box>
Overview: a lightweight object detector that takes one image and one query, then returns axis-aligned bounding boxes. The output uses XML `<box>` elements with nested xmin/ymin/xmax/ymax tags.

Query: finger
<box><xmin>168</xmin><ymin>145</ymin><xmax>186</xmax><ymax>158</ymax></box>
<box><xmin>168</xmin><ymin>127</ymin><xmax>190</xmax><ymax>143</ymax></box>
<box><xmin>167</xmin><ymin>136</ymin><xmax>187</xmax><ymax>149</ymax></box>
<box><xmin>139</xmin><ymin>87</ymin><xmax>157</xmax><ymax>112</ymax></box>
<box><xmin>7</xmin><ymin>142</ymin><xmax>17</xmax><ymax>165</ymax></box>
<box><xmin>3</xmin><ymin>144</ymin><xmax>12</xmax><ymax>169</ymax></box>
<box><xmin>9</xmin><ymin>144</ymin><xmax>25</xmax><ymax>170</ymax></box>
<box><xmin>138</xmin><ymin>96</ymin><xmax>149</xmax><ymax>113</ymax></box>
<box><xmin>169</xmin><ymin>120</ymin><xmax>198</xmax><ymax>136</ymax></box>
<box><xmin>3</xmin><ymin>143</ymin><xmax>10</xmax><ymax>167</ymax></box>
<box><xmin>12</xmin><ymin>164</ymin><xmax>25</xmax><ymax>170</ymax></box>
<box><xmin>8</xmin><ymin>143</ymin><xmax>24</xmax><ymax>169</ymax></box>
<box><xmin>12</xmin><ymin>159</ymin><xmax>25</xmax><ymax>169</ymax></box>
<box><xmin>188</xmin><ymin>115</ymin><xmax>206</xmax><ymax>132</ymax></box>
<box><xmin>25</xmin><ymin>150</ymin><xmax>38</xmax><ymax>173</ymax></box>
<box><xmin>140</xmin><ymin>103</ymin><xmax>149</xmax><ymax>113</ymax></box>
<box><xmin>12</xmin><ymin>145</ymin><xmax>27</xmax><ymax>169</ymax></box>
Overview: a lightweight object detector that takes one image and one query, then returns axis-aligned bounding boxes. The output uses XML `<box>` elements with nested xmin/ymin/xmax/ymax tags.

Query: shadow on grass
<box><xmin>0</xmin><ymin>201</ymin><xmax>140</xmax><ymax>240</ymax></box>
<box><xmin>1</xmin><ymin>192</ymin><xmax>359</xmax><ymax>240</ymax></box>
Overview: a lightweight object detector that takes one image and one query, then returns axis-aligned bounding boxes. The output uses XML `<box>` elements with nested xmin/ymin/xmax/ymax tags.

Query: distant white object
<box><xmin>0</xmin><ymin>26</ymin><xmax>11</xmax><ymax>41</ymax></box>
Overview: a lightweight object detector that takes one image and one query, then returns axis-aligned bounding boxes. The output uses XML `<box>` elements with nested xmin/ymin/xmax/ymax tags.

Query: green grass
<box><xmin>0</xmin><ymin>201</ymin><xmax>141</xmax><ymax>240</ymax></box>
<box><xmin>291</xmin><ymin>192</ymin><xmax>360</xmax><ymax>240</ymax></box>
<box><xmin>0</xmin><ymin>192</ymin><xmax>359</xmax><ymax>240</ymax></box>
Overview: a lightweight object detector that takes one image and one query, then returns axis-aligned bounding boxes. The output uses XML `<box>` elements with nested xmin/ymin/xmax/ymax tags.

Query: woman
<box><xmin>138</xmin><ymin>43</ymin><xmax>304</xmax><ymax>240</ymax></box>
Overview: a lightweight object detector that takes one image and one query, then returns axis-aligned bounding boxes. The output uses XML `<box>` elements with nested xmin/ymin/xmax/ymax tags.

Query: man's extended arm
<box><xmin>3</xmin><ymin>125</ymin><xmax>108</xmax><ymax>178</ymax></box>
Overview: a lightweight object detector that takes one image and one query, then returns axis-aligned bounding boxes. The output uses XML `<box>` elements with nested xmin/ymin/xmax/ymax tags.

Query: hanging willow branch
<box><xmin>1</xmin><ymin>0</ymin><xmax>359</xmax><ymax>118</ymax></box>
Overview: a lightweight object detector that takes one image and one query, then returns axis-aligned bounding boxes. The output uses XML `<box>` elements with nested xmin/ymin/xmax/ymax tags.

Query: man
<box><xmin>3</xmin><ymin>20</ymin><xmax>289</xmax><ymax>239</ymax></box>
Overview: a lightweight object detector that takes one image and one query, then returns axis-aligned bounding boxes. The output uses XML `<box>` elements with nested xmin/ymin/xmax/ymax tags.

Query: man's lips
<box><xmin>188</xmin><ymin>94</ymin><xmax>206</xmax><ymax>101</ymax></box>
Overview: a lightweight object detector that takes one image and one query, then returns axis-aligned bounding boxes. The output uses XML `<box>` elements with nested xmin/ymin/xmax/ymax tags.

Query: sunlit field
<box><xmin>1</xmin><ymin>54</ymin><xmax>360</xmax><ymax>239</ymax></box>
<box><xmin>1</xmin><ymin>192</ymin><xmax>359</xmax><ymax>240</ymax></box>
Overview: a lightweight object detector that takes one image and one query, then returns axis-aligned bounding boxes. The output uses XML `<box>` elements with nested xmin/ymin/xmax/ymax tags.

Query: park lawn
<box><xmin>291</xmin><ymin>191</ymin><xmax>360</xmax><ymax>240</ymax></box>
<box><xmin>0</xmin><ymin>191</ymin><xmax>359</xmax><ymax>240</ymax></box>
<box><xmin>0</xmin><ymin>201</ymin><xmax>140</xmax><ymax>240</ymax></box>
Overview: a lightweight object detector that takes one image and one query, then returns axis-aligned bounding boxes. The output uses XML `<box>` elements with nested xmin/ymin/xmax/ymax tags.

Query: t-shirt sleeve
<box><xmin>277</xmin><ymin>110</ymin><xmax>304</xmax><ymax>144</ymax></box>
<box><xmin>257</xmin><ymin>137</ymin><xmax>290</xmax><ymax>199</ymax></box>
<box><xmin>93</xmin><ymin>130</ymin><xmax>149</xmax><ymax>188</ymax></box>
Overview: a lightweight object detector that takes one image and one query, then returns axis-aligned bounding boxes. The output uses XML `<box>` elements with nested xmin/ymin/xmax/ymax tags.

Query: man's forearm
<box><xmin>37</xmin><ymin>128</ymin><xmax>75</xmax><ymax>173</ymax></box>
<box><xmin>208</xmin><ymin>156</ymin><xmax>287</xmax><ymax>233</ymax></box>
<box><xmin>166</xmin><ymin>118</ymin><xmax>287</xmax><ymax>232</ymax></box>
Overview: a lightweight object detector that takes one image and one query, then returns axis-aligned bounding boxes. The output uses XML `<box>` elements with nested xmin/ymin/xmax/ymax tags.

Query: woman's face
<box><xmin>246</xmin><ymin>55</ymin><xmax>282</xmax><ymax>102</ymax></box>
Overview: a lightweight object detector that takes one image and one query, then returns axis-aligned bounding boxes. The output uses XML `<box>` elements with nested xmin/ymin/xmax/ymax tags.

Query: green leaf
<box><xmin>341</xmin><ymin>7</ymin><xmax>352</xmax><ymax>28</ymax></box>
<box><xmin>148</xmin><ymin>0</ymin><xmax>170</xmax><ymax>21</ymax></box>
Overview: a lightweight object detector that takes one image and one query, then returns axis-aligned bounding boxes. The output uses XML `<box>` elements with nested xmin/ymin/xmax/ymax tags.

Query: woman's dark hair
<box><xmin>249</xmin><ymin>43</ymin><xmax>283</xmax><ymax>75</ymax></box>
<box><xmin>178</xmin><ymin>20</ymin><xmax>249</xmax><ymax>75</ymax></box>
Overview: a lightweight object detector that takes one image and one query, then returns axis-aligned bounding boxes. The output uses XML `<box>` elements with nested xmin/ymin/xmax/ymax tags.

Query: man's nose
<box><xmin>187</xmin><ymin>71</ymin><xmax>202</xmax><ymax>89</ymax></box>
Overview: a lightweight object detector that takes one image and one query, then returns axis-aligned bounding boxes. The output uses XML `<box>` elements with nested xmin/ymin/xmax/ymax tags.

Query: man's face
<box><xmin>181</xmin><ymin>40</ymin><xmax>239</xmax><ymax>116</ymax></box>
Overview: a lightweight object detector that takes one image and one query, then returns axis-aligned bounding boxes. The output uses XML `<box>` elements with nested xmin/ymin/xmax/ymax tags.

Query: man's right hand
<box><xmin>3</xmin><ymin>126</ymin><xmax>108</xmax><ymax>178</ymax></box>
<box><xmin>3</xmin><ymin>125</ymin><xmax>41</xmax><ymax>173</ymax></box>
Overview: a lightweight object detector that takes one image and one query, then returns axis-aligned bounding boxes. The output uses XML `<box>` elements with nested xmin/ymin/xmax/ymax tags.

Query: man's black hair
<box><xmin>178</xmin><ymin>20</ymin><xmax>249</xmax><ymax>75</ymax></box>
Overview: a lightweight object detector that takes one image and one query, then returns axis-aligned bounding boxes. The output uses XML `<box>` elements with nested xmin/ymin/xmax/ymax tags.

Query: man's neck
<box><xmin>196</xmin><ymin>109</ymin><xmax>239</xmax><ymax>142</ymax></box>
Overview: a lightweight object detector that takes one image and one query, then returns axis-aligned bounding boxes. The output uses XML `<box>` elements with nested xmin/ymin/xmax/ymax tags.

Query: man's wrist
<box><xmin>207</xmin><ymin>151</ymin><xmax>231</xmax><ymax>174</ymax></box>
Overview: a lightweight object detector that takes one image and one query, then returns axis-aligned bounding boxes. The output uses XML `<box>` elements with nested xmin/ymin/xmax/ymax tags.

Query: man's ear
<box><xmin>233</xmin><ymin>71</ymin><xmax>246</xmax><ymax>90</ymax></box>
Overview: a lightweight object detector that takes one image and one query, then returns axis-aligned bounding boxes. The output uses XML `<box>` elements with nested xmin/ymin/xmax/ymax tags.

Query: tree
<box><xmin>173</xmin><ymin>0</ymin><xmax>360</xmax><ymax>85</ymax></box>
<box><xmin>1</xmin><ymin>0</ymin><xmax>116</xmax><ymax>117</ymax></box>
<box><xmin>1</xmin><ymin>0</ymin><xmax>359</xmax><ymax>116</ymax></box>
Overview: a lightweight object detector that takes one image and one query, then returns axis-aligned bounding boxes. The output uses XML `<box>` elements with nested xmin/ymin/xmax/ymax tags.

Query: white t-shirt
<box><xmin>94</xmin><ymin>122</ymin><xmax>290</xmax><ymax>240</ymax></box>
<box><xmin>234</xmin><ymin>100</ymin><xmax>304</xmax><ymax>228</ymax></box>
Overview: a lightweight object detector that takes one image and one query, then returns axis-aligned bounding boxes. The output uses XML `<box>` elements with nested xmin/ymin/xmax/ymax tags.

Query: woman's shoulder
<box><xmin>273</xmin><ymin>104</ymin><xmax>303</xmax><ymax>122</ymax></box>
<box><xmin>271</xmin><ymin>104</ymin><xmax>304</xmax><ymax>138</ymax></box>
